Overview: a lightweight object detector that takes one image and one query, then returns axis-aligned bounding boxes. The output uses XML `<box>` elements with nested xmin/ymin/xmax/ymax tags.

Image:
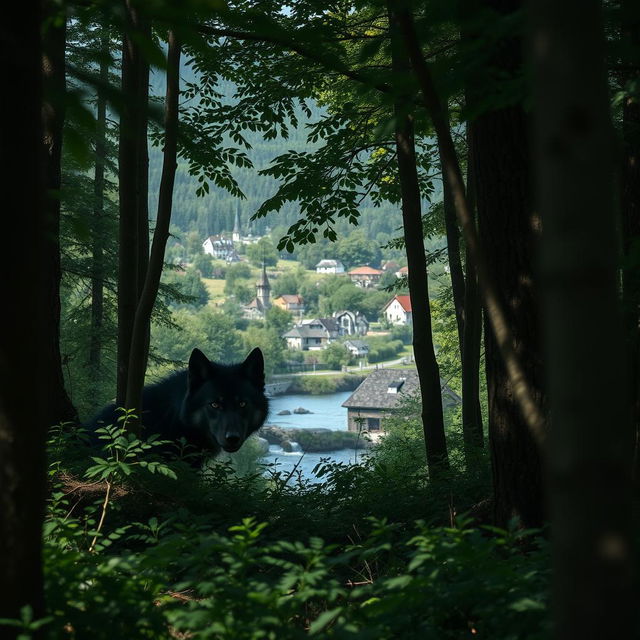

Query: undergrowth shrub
<box><xmin>35</xmin><ymin>415</ymin><xmax>548</xmax><ymax>639</ymax></box>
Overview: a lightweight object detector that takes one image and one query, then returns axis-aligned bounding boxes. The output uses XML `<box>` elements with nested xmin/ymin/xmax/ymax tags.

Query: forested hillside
<box><xmin>148</xmin><ymin>72</ymin><xmax>430</xmax><ymax>242</ymax></box>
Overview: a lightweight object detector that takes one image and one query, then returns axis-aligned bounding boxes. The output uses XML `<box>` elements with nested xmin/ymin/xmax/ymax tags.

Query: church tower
<box><xmin>232</xmin><ymin>202</ymin><xmax>241</xmax><ymax>244</ymax></box>
<box><xmin>256</xmin><ymin>261</ymin><xmax>271</xmax><ymax>310</ymax></box>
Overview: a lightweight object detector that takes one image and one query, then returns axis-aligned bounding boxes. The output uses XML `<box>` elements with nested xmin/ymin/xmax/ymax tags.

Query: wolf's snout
<box><xmin>224</xmin><ymin>433</ymin><xmax>242</xmax><ymax>450</ymax></box>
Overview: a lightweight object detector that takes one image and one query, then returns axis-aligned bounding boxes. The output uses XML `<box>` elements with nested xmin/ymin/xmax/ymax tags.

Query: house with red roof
<box><xmin>382</xmin><ymin>295</ymin><xmax>412</xmax><ymax>325</ymax></box>
<box><xmin>348</xmin><ymin>265</ymin><xmax>383</xmax><ymax>288</ymax></box>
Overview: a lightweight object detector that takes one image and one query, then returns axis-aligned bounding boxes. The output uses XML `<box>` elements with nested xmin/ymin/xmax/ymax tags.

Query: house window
<box><xmin>368</xmin><ymin>417</ymin><xmax>381</xmax><ymax>431</ymax></box>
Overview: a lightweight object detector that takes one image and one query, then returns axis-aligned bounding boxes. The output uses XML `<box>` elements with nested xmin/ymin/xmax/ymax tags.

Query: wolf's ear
<box><xmin>243</xmin><ymin>347</ymin><xmax>264</xmax><ymax>389</ymax></box>
<box><xmin>188</xmin><ymin>348</ymin><xmax>212</xmax><ymax>387</ymax></box>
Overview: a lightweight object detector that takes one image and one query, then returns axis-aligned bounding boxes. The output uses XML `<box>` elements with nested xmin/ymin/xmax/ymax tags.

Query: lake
<box><xmin>262</xmin><ymin>391</ymin><xmax>365</xmax><ymax>482</ymax></box>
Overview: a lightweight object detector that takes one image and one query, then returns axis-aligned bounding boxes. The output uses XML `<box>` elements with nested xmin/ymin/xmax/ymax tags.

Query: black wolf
<box><xmin>91</xmin><ymin>348</ymin><xmax>269</xmax><ymax>457</ymax></box>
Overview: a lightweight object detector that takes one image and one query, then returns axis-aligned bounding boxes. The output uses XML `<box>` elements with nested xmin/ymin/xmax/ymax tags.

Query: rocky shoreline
<box><xmin>259</xmin><ymin>425</ymin><xmax>371</xmax><ymax>453</ymax></box>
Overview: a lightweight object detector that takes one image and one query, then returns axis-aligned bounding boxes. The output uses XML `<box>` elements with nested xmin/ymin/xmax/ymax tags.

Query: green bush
<box><xmin>294</xmin><ymin>429</ymin><xmax>364</xmax><ymax>452</ymax></box>
<box><xmin>38</xmin><ymin>412</ymin><xmax>548</xmax><ymax>639</ymax></box>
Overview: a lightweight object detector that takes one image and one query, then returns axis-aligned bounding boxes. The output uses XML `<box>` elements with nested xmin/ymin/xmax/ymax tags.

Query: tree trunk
<box><xmin>395</xmin><ymin>4</ymin><xmax>546</xmax><ymax>527</ymax></box>
<box><xmin>620</xmin><ymin>0</ymin><xmax>640</xmax><ymax>482</ymax></box>
<box><xmin>466</xmin><ymin>0</ymin><xmax>545</xmax><ymax>527</ymax></box>
<box><xmin>42</xmin><ymin>0</ymin><xmax>77</xmax><ymax>425</ymax></box>
<box><xmin>126</xmin><ymin>33</ymin><xmax>181</xmax><ymax>413</ymax></box>
<box><xmin>441</xmin><ymin>107</ymin><xmax>466</xmax><ymax>349</ymax></box>
<box><xmin>0</xmin><ymin>2</ymin><xmax>49</xmax><ymax>631</ymax></box>
<box><xmin>116</xmin><ymin>0</ymin><xmax>148</xmax><ymax>409</ymax></box>
<box><xmin>461</xmin><ymin>139</ymin><xmax>484</xmax><ymax>457</ymax></box>
<box><xmin>530</xmin><ymin>1</ymin><xmax>635</xmax><ymax>637</ymax></box>
<box><xmin>89</xmin><ymin>34</ymin><xmax>109</xmax><ymax>383</ymax></box>
<box><xmin>388</xmin><ymin>4</ymin><xmax>449</xmax><ymax>478</ymax></box>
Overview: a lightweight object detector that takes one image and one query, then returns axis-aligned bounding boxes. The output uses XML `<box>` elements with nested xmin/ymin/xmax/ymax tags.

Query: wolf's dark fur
<box><xmin>91</xmin><ymin>348</ymin><xmax>269</xmax><ymax>458</ymax></box>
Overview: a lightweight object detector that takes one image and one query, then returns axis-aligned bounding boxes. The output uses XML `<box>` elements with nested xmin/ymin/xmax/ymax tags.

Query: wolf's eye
<box><xmin>210</xmin><ymin>402</ymin><xmax>220</xmax><ymax>409</ymax></box>
<box><xmin>239</xmin><ymin>401</ymin><xmax>246</xmax><ymax>408</ymax></box>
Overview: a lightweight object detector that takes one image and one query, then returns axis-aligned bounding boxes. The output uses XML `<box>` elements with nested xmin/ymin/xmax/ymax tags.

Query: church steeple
<box><xmin>232</xmin><ymin>202</ymin><xmax>241</xmax><ymax>243</ymax></box>
<box><xmin>256</xmin><ymin>261</ymin><xmax>271</xmax><ymax>310</ymax></box>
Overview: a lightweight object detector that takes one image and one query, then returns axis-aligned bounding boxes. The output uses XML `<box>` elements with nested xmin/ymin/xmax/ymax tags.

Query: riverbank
<box><xmin>284</xmin><ymin>373</ymin><xmax>365</xmax><ymax>395</ymax></box>
<box><xmin>260</xmin><ymin>425</ymin><xmax>371</xmax><ymax>453</ymax></box>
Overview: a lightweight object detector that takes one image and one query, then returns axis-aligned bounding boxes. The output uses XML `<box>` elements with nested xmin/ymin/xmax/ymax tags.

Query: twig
<box><xmin>89</xmin><ymin>479</ymin><xmax>112</xmax><ymax>553</ymax></box>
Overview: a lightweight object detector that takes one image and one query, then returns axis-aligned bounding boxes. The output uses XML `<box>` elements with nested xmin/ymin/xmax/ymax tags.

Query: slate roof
<box><xmin>282</xmin><ymin>327</ymin><xmax>329</xmax><ymax>339</ymax></box>
<box><xmin>344</xmin><ymin>339</ymin><xmax>368</xmax><ymax>350</ymax></box>
<box><xmin>300</xmin><ymin>317</ymin><xmax>339</xmax><ymax>333</ymax></box>
<box><xmin>342</xmin><ymin>369</ymin><xmax>420</xmax><ymax>410</ymax></box>
<box><xmin>343</xmin><ymin>368</ymin><xmax>462</xmax><ymax>410</ymax></box>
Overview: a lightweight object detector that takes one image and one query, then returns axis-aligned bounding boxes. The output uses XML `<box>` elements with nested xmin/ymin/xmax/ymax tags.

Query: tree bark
<box><xmin>116</xmin><ymin>0</ymin><xmax>149</xmax><ymax>408</ymax></box>
<box><xmin>388</xmin><ymin>4</ymin><xmax>449</xmax><ymax>478</ymax></box>
<box><xmin>467</xmin><ymin>0</ymin><xmax>545</xmax><ymax>527</ymax></box>
<box><xmin>441</xmin><ymin>107</ymin><xmax>466</xmax><ymax>349</ymax></box>
<box><xmin>89</xmin><ymin>33</ymin><xmax>109</xmax><ymax>383</ymax></box>
<box><xmin>126</xmin><ymin>33</ymin><xmax>181</xmax><ymax>413</ymax></box>
<box><xmin>42</xmin><ymin>0</ymin><xmax>77</xmax><ymax>425</ymax></box>
<box><xmin>530</xmin><ymin>1</ymin><xmax>635</xmax><ymax>637</ymax></box>
<box><xmin>0</xmin><ymin>2</ymin><xmax>49</xmax><ymax>631</ymax></box>
<box><xmin>395</xmin><ymin>3</ymin><xmax>546</xmax><ymax>526</ymax></box>
<box><xmin>461</xmin><ymin>139</ymin><xmax>484</xmax><ymax>456</ymax></box>
<box><xmin>620</xmin><ymin>0</ymin><xmax>640</xmax><ymax>482</ymax></box>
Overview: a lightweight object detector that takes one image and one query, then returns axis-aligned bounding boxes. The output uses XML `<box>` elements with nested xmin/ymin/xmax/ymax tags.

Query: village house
<box><xmin>395</xmin><ymin>265</ymin><xmax>409</xmax><ymax>279</ymax></box>
<box><xmin>342</xmin><ymin>369</ymin><xmax>419</xmax><ymax>436</ymax></box>
<box><xmin>282</xmin><ymin>317</ymin><xmax>339</xmax><ymax>351</ymax></box>
<box><xmin>342</xmin><ymin>369</ymin><xmax>461</xmax><ymax>436</ymax></box>
<box><xmin>382</xmin><ymin>294</ymin><xmax>412</xmax><ymax>325</ymax></box>
<box><xmin>381</xmin><ymin>260</ymin><xmax>400</xmax><ymax>273</ymax></box>
<box><xmin>348</xmin><ymin>265</ymin><xmax>383</xmax><ymax>288</ymax></box>
<box><xmin>333</xmin><ymin>309</ymin><xmax>369</xmax><ymax>336</ymax></box>
<box><xmin>344</xmin><ymin>339</ymin><xmax>369</xmax><ymax>359</ymax></box>
<box><xmin>315</xmin><ymin>259</ymin><xmax>345</xmax><ymax>274</ymax></box>
<box><xmin>272</xmin><ymin>294</ymin><xmax>305</xmax><ymax>314</ymax></box>
<box><xmin>202</xmin><ymin>234</ymin><xmax>239</xmax><ymax>262</ymax></box>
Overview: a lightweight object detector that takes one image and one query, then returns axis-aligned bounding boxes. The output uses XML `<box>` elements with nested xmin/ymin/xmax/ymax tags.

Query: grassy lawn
<box><xmin>276</xmin><ymin>258</ymin><xmax>302</xmax><ymax>272</ymax></box>
<box><xmin>202</xmin><ymin>277</ymin><xmax>226</xmax><ymax>301</ymax></box>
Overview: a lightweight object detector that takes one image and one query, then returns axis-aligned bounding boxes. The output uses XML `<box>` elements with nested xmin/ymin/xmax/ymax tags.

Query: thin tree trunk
<box><xmin>0</xmin><ymin>1</ymin><xmax>49</xmax><ymax>630</ymax></box>
<box><xmin>396</xmin><ymin>3</ymin><xmax>546</xmax><ymax>527</ymax></box>
<box><xmin>116</xmin><ymin>0</ymin><xmax>146</xmax><ymax>407</ymax></box>
<box><xmin>89</xmin><ymin>34</ymin><xmax>109</xmax><ymax>382</ymax></box>
<box><xmin>441</xmin><ymin>107</ymin><xmax>466</xmax><ymax>350</ymax></box>
<box><xmin>530</xmin><ymin>1</ymin><xmax>635</xmax><ymax>637</ymax></box>
<box><xmin>126</xmin><ymin>33</ymin><xmax>181</xmax><ymax>413</ymax></box>
<box><xmin>620</xmin><ymin>0</ymin><xmax>640</xmax><ymax>482</ymax></box>
<box><xmin>388</xmin><ymin>4</ymin><xmax>449</xmax><ymax>478</ymax></box>
<box><xmin>461</xmin><ymin>139</ymin><xmax>484</xmax><ymax>456</ymax></box>
<box><xmin>42</xmin><ymin>0</ymin><xmax>77</xmax><ymax>425</ymax></box>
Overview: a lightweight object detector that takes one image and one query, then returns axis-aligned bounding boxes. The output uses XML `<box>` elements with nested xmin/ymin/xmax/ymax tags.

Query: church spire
<box><xmin>232</xmin><ymin>202</ymin><xmax>241</xmax><ymax>243</ymax></box>
<box><xmin>256</xmin><ymin>260</ymin><xmax>271</xmax><ymax>310</ymax></box>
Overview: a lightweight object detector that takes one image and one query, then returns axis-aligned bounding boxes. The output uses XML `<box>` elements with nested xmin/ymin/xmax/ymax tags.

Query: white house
<box><xmin>348</xmin><ymin>266</ymin><xmax>383</xmax><ymax>288</ymax></box>
<box><xmin>315</xmin><ymin>259</ymin><xmax>345</xmax><ymax>274</ymax></box>
<box><xmin>344</xmin><ymin>339</ymin><xmax>369</xmax><ymax>358</ymax></box>
<box><xmin>333</xmin><ymin>309</ymin><xmax>369</xmax><ymax>336</ymax></box>
<box><xmin>282</xmin><ymin>318</ymin><xmax>339</xmax><ymax>351</ymax></box>
<box><xmin>382</xmin><ymin>295</ymin><xmax>412</xmax><ymax>325</ymax></box>
<box><xmin>202</xmin><ymin>235</ymin><xmax>239</xmax><ymax>262</ymax></box>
